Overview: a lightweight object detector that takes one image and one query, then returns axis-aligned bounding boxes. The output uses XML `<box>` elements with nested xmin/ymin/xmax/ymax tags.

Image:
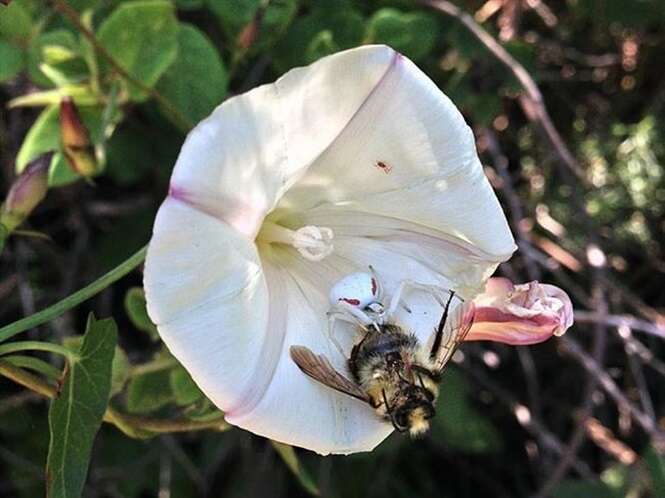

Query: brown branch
<box><xmin>560</xmin><ymin>337</ymin><xmax>665</xmax><ymax>446</ymax></box>
<box><xmin>574</xmin><ymin>311</ymin><xmax>665</xmax><ymax>340</ymax></box>
<box><xmin>621</xmin><ymin>334</ymin><xmax>665</xmax><ymax>378</ymax></box>
<box><xmin>421</xmin><ymin>0</ymin><xmax>587</xmax><ymax>182</ymax></box>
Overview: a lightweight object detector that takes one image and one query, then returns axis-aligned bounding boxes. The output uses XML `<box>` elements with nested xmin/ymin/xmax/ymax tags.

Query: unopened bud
<box><xmin>236</xmin><ymin>7</ymin><xmax>265</xmax><ymax>51</ymax></box>
<box><xmin>237</xmin><ymin>20</ymin><xmax>260</xmax><ymax>50</ymax></box>
<box><xmin>1</xmin><ymin>153</ymin><xmax>50</xmax><ymax>233</ymax></box>
<box><xmin>60</xmin><ymin>97</ymin><xmax>98</xmax><ymax>177</ymax></box>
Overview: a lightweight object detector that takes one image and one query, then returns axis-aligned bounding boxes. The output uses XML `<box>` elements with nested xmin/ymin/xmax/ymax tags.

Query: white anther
<box><xmin>292</xmin><ymin>225</ymin><xmax>334</xmax><ymax>262</ymax></box>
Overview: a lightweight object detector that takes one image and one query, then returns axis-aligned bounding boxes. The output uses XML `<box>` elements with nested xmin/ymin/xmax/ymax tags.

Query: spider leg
<box><xmin>387</xmin><ymin>280</ymin><xmax>458</xmax><ymax>319</ymax></box>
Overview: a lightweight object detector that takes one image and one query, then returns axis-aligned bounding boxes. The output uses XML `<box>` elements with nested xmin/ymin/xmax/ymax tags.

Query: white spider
<box><xmin>326</xmin><ymin>267</ymin><xmax>455</xmax><ymax>356</ymax></box>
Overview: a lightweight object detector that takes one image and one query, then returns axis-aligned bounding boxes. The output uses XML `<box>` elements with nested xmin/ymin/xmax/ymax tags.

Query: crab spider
<box><xmin>325</xmin><ymin>268</ymin><xmax>459</xmax><ymax>354</ymax></box>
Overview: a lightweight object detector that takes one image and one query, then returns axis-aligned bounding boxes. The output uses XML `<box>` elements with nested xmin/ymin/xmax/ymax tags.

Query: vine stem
<box><xmin>0</xmin><ymin>341</ymin><xmax>78</xmax><ymax>361</ymax></box>
<box><xmin>0</xmin><ymin>245</ymin><xmax>147</xmax><ymax>343</ymax></box>
<box><xmin>0</xmin><ymin>360</ymin><xmax>230</xmax><ymax>436</ymax></box>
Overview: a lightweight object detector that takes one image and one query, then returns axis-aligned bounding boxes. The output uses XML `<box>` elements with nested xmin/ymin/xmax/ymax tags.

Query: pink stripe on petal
<box><xmin>168</xmin><ymin>184</ymin><xmax>267</xmax><ymax>239</ymax></box>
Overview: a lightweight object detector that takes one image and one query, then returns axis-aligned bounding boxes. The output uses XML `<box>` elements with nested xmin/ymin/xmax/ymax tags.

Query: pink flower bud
<box><xmin>1</xmin><ymin>153</ymin><xmax>50</xmax><ymax>232</ymax></box>
<box><xmin>237</xmin><ymin>19</ymin><xmax>260</xmax><ymax>50</ymax></box>
<box><xmin>60</xmin><ymin>97</ymin><xmax>98</xmax><ymax>177</ymax></box>
<box><xmin>466</xmin><ymin>277</ymin><xmax>574</xmax><ymax>345</ymax></box>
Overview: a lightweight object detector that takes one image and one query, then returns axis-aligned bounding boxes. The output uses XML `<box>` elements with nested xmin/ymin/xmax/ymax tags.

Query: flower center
<box><xmin>258</xmin><ymin>221</ymin><xmax>334</xmax><ymax>262</ymax></box>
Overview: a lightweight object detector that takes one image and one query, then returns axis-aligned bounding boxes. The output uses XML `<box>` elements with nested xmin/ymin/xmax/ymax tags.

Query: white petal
<box><xmin>167</xmin><ymin>45</ymin><xmax>397</xmax><ymax>239</ymax></box>
<box><xmin>144</xmin><ymin>198</ymin><xmax>275</xmax><ymax>414</ymax></box>
<box><xmin>278</xmin><ymin>51</ymin><xmax>516</xmax><ymax>259</ymax></box>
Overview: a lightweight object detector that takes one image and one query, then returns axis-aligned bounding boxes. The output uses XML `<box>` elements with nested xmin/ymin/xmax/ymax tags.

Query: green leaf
<box><xmin>63</xmin><ymin>335</ymin><xmax>130</xmax><ymax>397</ymax></box>
<box><xmin>0</xmin><ymin>41</ymin><xmax>24</xmax><ymax>82</ymax></box>
<box><xmin>97</xmin><ymin>0</ymin><xmax>179</xmax><ymax>100</ymax></box>
<box><xmin>8</xmin><ymin>84</ymin><xmax>98</xmax><ymax>108</ymax></box>
<box><xmin>305</xmin><ymin>30</ymin><xmax>339</xmax><ymax>64</ymax></box>
<box><xmin>271</xmin><ymin>441</ymin><xmax>320</xmax><ymax>496</ymax></box>
<box><xmin>48</xmin><ymin>152</ymin><xmax>81</xmax><ymax>187</ymax></box>
<box><xmin>365</xmin><ymin>8</ymin><xmax>439</xmax><ymax>62</ymax></box>
<box><xmin>156</xmin><ymin>24</ymin><xmax>228</xmax><ymax>125</ymax></box>
<box><xmin>645</xmin><ymin>446</ymin><xmax>665</xmax><ymax>496</ymax></box>
<box><xmin>16</xmin><ymin>106</ymin><xmax>61</xmax><ymax>171</ymax></box>
<box><xmin>126</xmin><ymin>368</ymin><xmax>174</xmax><ymax>414</ymax></box>
<box><xmin>183</xmin><ymin>397</ymin><xmax>222</xmax><ymax>421</ymax></box>
<box><xmin>432</xmin><ymin>368</ymin><xmax>501</xmax><ymax>453</ymax></box>
<box><xmin>553</xmin><ymin>479</ymin><xmax>622</xmax><ymax>498</ymax></box>
<box><xmin>27</xmin><ymin>30</ymin><xmax>84</xmax><ymax>88</ymax></box>
<box><xmin>169</xmin><ymin>365</ymin><xmax>204</xmax><ymax>406</ymax></box>
<box><xmin>124</xmin><ymin>287</ymin><xmax>159</xmax><ymax>340</ymax></box>
<box><xmin>254</xmin><ymin>0</ymin><xmax>297</xmax><ymax>52</ymax></box>
<box><xmin>46</xmin><ymin>314</ymin><xmax>117</xmax><ymax>498</ymax></box>
<box><xmin>0</xmin><ymin>0</ymin><xmax>32</xmax><ymax>44</ymax></box>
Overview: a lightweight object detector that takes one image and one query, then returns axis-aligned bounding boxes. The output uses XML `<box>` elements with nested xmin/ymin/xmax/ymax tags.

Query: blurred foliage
<box><xmin>1</xmin><ymin>0</ymin><xmax>665</xmax><ymax>497</ymax></box>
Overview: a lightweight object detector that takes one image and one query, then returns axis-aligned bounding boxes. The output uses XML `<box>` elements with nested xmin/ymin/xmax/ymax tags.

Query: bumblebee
<box><xmin>290</xmin><ymin>270</ymin><xmax>475</xmax><ymax>436</ymax></box>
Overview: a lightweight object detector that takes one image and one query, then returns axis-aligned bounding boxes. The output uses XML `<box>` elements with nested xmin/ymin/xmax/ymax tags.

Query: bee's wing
<box><xmin>430</xmin><ymin>301</ymin><xmax>475</xmax><ymax>374</ymax></box>
<box><xmin>290</xmin><ymin>346</ymin><xmax>370</xmax><ymax>403</ymax></box>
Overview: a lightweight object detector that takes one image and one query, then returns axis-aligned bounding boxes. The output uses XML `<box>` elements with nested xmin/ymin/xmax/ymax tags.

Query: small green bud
<box><xmin>60</xmin><ymin>97</ymin><xmax>98</xmax><ymax>177</ymax></box>
<box><xmin>1</xmin><ymin>153</ymin><xmax>50</xmax><ymax>234</ymax></box>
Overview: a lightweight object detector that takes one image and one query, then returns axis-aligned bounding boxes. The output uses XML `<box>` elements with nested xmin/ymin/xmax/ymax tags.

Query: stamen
<box><xmin>258</xmin><ymin>221</ymin><xmax>334</xmax><ymax>262</ymax></box>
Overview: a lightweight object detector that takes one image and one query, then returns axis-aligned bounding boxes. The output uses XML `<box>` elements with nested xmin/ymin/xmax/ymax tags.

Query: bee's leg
<box><xmin>382</xmin><ymin>389</ymin><xmax>405</xmax><ymax>432</ymax></box>
<box><xmin>429</xmin><ymin>291</ymin><xmax>456</xmax><ymax>359</ymax></box>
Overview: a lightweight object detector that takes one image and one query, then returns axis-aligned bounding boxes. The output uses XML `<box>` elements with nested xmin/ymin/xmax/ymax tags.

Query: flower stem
<box><xmin>0</xmin><ymin>341</ymin><xmax>78</xmax><ymax>362</ymax></box>
<box><xmin>0</xmin><ymin>245</ymin><xmax>147</xmax><ymax>343</ymax></box>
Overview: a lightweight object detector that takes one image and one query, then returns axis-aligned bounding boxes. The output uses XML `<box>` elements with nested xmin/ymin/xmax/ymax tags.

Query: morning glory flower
<box><xmin>144</xmin><ymin>45</ymin><xmax>572</xmax><ymax>455</ymax></box>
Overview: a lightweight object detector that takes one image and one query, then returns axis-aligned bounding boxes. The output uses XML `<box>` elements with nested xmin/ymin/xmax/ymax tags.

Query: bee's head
<box><xmin>390</xmin><ymin>384</ymin><xmax>436</xmax><ymax>435</ymax></box>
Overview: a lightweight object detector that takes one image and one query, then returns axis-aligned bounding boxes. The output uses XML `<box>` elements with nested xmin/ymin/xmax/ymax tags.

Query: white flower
<box><xmin>144</xmin><ymin>45</ymin><xmax>521</xmax><ymax>455</ymax></box>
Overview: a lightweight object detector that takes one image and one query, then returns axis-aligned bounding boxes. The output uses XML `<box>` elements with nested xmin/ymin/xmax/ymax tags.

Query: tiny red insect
<box><xmin>374</xmin><ymin>161</ymin><xmax>393</xmax><ymax>174</ymax></box>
